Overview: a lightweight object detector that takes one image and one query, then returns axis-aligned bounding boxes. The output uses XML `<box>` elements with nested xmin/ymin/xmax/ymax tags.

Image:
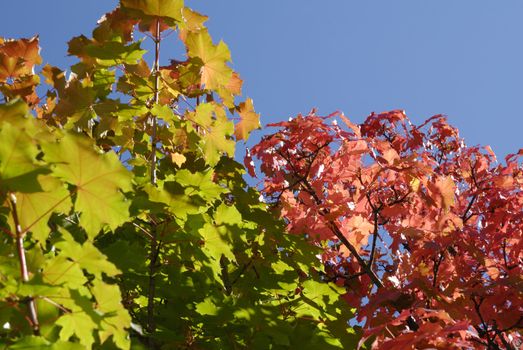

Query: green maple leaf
<box><xmin>145</xmin><ymin>179</ymin><xmax>205</xmax><ymax>219</ymax></box>
<box><xmin>173</xmin><ymin>169</ymin><xmax>226</xmax><ymax>201</ymax></box>
<box><xmin>191</xmin><ymin>102</ymin><xmax>214</xmax><ymax>128</ymax></box>
<box><xmin>297</xmin><ymin>279</ymin><xmax>348</xmax><ymax>320</ymax></box>
<box><xmin>200</xmin><ymin>116</ymin><xmax>235</xmax><ymax>166</ymax></box>
<box><xmin>0</xmin><ymin>122</ymin><xmax>45</xmax><ymax>192</ymax></box>
<box><xmin>85</xmin><ymin>41</ymin><xmax>146</xmax><ymax>66</ymax></box>
<box><xmin>215</xmin><ymin>203</ymin><xmax>242</xmax><ymax>226</ymax></box>
<box><xmin>56</xmin><ymin>312</ymin><xmax>96</xmax><ymax>349</ymax></box>
<box><xmin>91</xmin><ymin>280</ymin><xmax>131</xmax><ymax>348</ymax></box>
<box><xmin>42</xmin><ymin>256</ymin><xmax>88</xmax><ymax>289</ymax></box>
<box><xmin>12</xmin><ymin>176</ymin><xmax>72</xmax><ymax>242</ymax></box>
<box><xmin>8</xmin><ymin>336</ymin><xmax>50</xmax><ymax>349</ymax></box>
<box><xmin>121</xmin><ymin>0</ymin><xmax>184</xmax><ymax>21</ymax></box>
<box><xmin>0</xmin><ymin>98</ymin><xmax>29</xmax><ymax>124</ymax></box>
<box><xmin>186</xmin><ymin>29</ymin><xmax>233</xmax><ymax>91</ymax></box>
<box><xmin>55</xmin><ymin>234</ymin><xmax>121</xmax><ymax>278</ymax></box>
<box><xmin>91</xmin><ymin>280</ymin><xmax>126</xmax><ymax>314</ymax></box>
<box><xmin>42</xmin><ymin>134</ymin><xmax>132</xmax><ymax>238</ymax></box>
<box><xmin>199</xmin><ymin>222</ymin><xmax>235</xmax><ymax>281</ymax></box>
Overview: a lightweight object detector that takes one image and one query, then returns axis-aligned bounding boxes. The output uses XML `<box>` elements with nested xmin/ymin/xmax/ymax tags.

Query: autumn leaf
<box><xmin>178</xmin><ymin>7</ymin><xmax>208</xmax><ymax>41</ymax></box>
<box><xmin>185</xmin><ymin>29</ymin><xmax>233</xmax><ymax>91</ymax></box>
<box><xmin>428</xmin><ymin>175</ymin><xmax>456</xmax><ymax>211</ymax></box>
<box><xmin>85</xmin><ymin>41</ymin><xmax>146</xmax><ymax>66</ymax></box>
<box><xmin>0</xmin><ymin>36</ymin><xmax>41</xmax><ymax>80</ymax></box>
<box><xmin>235</xmin><ymin>98</ymin><xmax>260</xmax><ymax>141</ymax></box>
<box><xmin>121</xmin><ymin>0</ymin><xmax>184</xmax><ymax>21</ymax></box>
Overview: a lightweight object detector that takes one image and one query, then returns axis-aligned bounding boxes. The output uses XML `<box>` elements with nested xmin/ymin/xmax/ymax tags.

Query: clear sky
<box><xmin>2</xmin><ymin>1</ymin><xmax>522</xmax><ymax>158</ymax></box>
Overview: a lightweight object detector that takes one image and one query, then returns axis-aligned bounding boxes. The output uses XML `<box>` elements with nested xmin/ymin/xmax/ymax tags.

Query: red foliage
<box><xmin>251</xmin><ymin>109</ymin><xmax>523</xmax><ymax>349</ymax></box>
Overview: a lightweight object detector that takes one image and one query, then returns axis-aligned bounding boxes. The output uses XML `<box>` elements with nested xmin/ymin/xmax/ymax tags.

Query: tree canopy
<box><xmin>0</xmin><ymin>1</ymin><xmax>356</xmax><ymax>348</ymax></box>
<box><xmin>251</xmin><ymin>110</ymin><xmax>523</xmax><ymax>349</ymax></box>
<box><xmin>0</xmin><ymin>1</ymin><xmax>521</xmax><ymax>349</ymax></box>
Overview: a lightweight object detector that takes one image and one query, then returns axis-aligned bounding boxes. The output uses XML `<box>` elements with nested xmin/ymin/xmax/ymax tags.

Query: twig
<box><xmin>8</xmin><ymin>193</ymin><xmax>40</xmax><ymax>335</ymax></box>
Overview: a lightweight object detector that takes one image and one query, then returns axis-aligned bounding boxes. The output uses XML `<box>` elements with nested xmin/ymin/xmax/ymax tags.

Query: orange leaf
<box><xmin>0</xmin><ymin>36</ymin><xmax>41</xmax><ymax>80</ymax></box>
<box><xmin>235</xmin><ymin>98</ymin><xmax>260</xmax><ymax>141</ymax></box>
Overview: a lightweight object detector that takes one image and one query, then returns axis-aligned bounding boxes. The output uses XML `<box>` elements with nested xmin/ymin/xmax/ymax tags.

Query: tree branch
<box><xmin>461</xmin><ymin>194</ymin><xmax>477</xmax><ymax>223</ymax></box>
<box><xmin>369</xmin><ymin>210</ymin><xmax>379</xmax><ymax>266</ymax></box>
<box><xmin>300</xmin><ymin>179</ymin><xmax>383</xmax><ymax>289</ymax></box>
<box><xmin>8</xmin><ymin>193</ymin><xmax>39</xmax><ymax>335</ymax></box>
<box><xmin>150</xmin><ymin>18</ymin><xmax>161</xmax><ymax>185</ymax></box>
<box><xmin>275</xmin><ymin>147</ymin><xmax>384</xmax><ymax>289</ymax></box>
<box><xmin>432</xmin><ymin>252</ymin><xmax>444</xmax><ymax>288</ymax></box>
<box><xmin>146</xmin><ymin>18</ymin><xmax>161</xmax><ymax>348</ymax></box>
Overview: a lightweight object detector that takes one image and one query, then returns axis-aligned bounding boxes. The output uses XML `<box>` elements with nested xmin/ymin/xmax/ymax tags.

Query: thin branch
<box><xmin>493</xmin><ymin>328</ymin><xmax>514</xmax><ymax>350</ymax></box>
<box><xmin>146</xmin><ymin>18</ymin><xmax>161</xmax><ymax>348</ymax></box>
<box><xmin>133</xmin><ymin>222</ymin><xmax>154</xmax><ymax>240</ymax></box>
<box><xmin>39</xmin><ymin>296</ymin><xmax>71</xmax><ymax>313</ymax></box>
<box><xmin>300</xmin><ymin>180</ymin><xmax>383</xmax><ymax>288</ymax></box>
<box><xmin>8</xmin><ymin>193</ymin><xmax>40</xmax><ymax>335</ymax></box>
<box><xmin>461</xmin><ymin>194</ymin><xmax>477</xmax><ymax>223</ymax></box>
<box><xmin>472</xmin><ymin>296</ymin><xmax>499</xmax><ymax>349</ymax></box>
<box><xmin>147</xmin><ymin>231</ymin><xmax>160</xmax><ymax>334</ymax></box>
<box><xmin>0</xmin><ymin>226</ymin><xmax>14</xmax><ymax>238</ymax></box>
<box><xmin>150</xmin><ymin>19</ymin><xmax>161</xmax><ymax>185</ymax></box>
<box><xmin>231</xmin><ymin>259</ymin><xmax>253</xmax><ymax>286</ymax></box>
<box><xmin>276</xmin><ymin>147</ymin><xmax>383</xmax><ymax>289</ymax></box>
<box><xmin>369</xmin><ymin>210</ymin><xmax>379</xmax><ymax>266</ymax></box>
<box><xmin>432</xmin><ymin>252</ymin><xmax>444</xmax><ymax>288</ymax></box>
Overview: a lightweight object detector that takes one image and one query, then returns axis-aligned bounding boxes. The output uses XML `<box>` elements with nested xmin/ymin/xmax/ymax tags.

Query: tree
<box><xmin>251</xmin><ymin>109</ymin><xmax>523</xmax><ymax>349</ymax></box>
<box><xmin>0</xmin><ymin>1</ymin><xmax>357</xmax><ymax>349</ymax></box>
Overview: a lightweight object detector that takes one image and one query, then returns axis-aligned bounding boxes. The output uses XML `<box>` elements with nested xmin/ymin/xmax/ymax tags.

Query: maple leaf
<box><xmin>235</xmin><ymin>98</ymin><xmax>261</xmax><ymax>141</ymax></box>
<box><xmin>42</xmin><ymin>134</ymin><xmax>132</xmax><ymax>238</ymax></box>
<box><xmin>0</xmin><ymin>36</ymin><xmax>41</xmax><ymax>80</ymax></box>
<box><xmin>0</xmin><ymin>122</ymin><xmax>43</xmax><ymax>192</ymax></box>
<box><xmin>42</xmin><ymin>255</ymin><xmax>88</xmax><ymax>288</ymax></box>
<box><xmin>11</xmin><ymin>176</ymin><xmax>72</xmax><ymax>242</ymax></box>
<box><xmin>185</xmin><ymin>29</ymin><xmax>233</xmax><ymax>91</ymax></box>
<box><xmin>145</xmin><ymin>179</ymin><xmax>204</xmax><ymax>219</ymax></box>
<box><xmin>178</xmin><ymin>7</ymin><xmax>208</xmax><ymax>41</ymax></box>
<box><xmin>56</xmin><ymin>313</ymin><xmax>96</xmax><ymax>349</ymax></box>
<box><xmin>85</xmin><ymin>41</ymin><xmax>146</xmax><ymax>66</ymax></box>
<box><xmin>55</xmin><ymin>234</ymin><xmax>121</xmax><ymax>279</ymax></box>
<box><xmin>428</xmin><ymin>175</ymin><xmax>456</xmax><ymax>211</ymax></box>
<box><xmin>121</xmin><ymin>0</ymin><xmax>184</xmax><ymax>22</ymax></box>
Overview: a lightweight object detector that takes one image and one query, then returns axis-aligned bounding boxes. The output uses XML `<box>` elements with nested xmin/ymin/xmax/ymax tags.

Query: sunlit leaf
<box><xmin>12</xmin><ymin>175</ymin><xmax>72</xmax><ymax>242</ymax></box>
<box><xmin>186</xmin><ymin>29</ymin><xmax>233</xmax><ymax>91</ymax></box>
<box><xmin>235</xmin><ymin>98</ymin><xmax>260</xmax><ymax>141</ymax></box>
<box><xmin>43</xmin><ymin>134</ymin><xmax>132</xmax><ymax>238</ymax></box>
<box><xmin>121</xmin><ymin>0</ymin><xmax>184</xmax><ymax>21</ymax></box>
<box><xmin>0</xmin><ymin>121</ymin><xmax>43</xmax><ymax>192</ymax></box>
<box><xmin>0</xmin><ymin>36</ymin><xmax>41</xmax><ymax>80</ymax></box>
<box><xmin>56</xmin><ymin>313</ymin><xmax>96</xmax><ymax>349</ymax></box>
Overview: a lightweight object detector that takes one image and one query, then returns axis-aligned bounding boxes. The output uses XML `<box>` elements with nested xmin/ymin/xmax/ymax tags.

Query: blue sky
<box><xmin>2</xmin><ymin>1</ymin><xmax>522</xmax><ymax>158</ymax></box>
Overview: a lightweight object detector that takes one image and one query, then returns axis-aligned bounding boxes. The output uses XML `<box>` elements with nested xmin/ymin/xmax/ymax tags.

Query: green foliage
<box><xmin>0</xmin><ymin>1</ymin><xmax>356</xmax><ymax>349</ymax></box>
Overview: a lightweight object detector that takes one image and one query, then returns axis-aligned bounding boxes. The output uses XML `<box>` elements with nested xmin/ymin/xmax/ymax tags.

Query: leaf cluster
<box><xmin>0</xmin><ymin>1</ymin><xmax>357</xmax><ymax>349</ymax></box>
<box><xmin>251</xmin><ymin>109</ymin><xmax>523</xmax><ymax>349</ymax></box>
